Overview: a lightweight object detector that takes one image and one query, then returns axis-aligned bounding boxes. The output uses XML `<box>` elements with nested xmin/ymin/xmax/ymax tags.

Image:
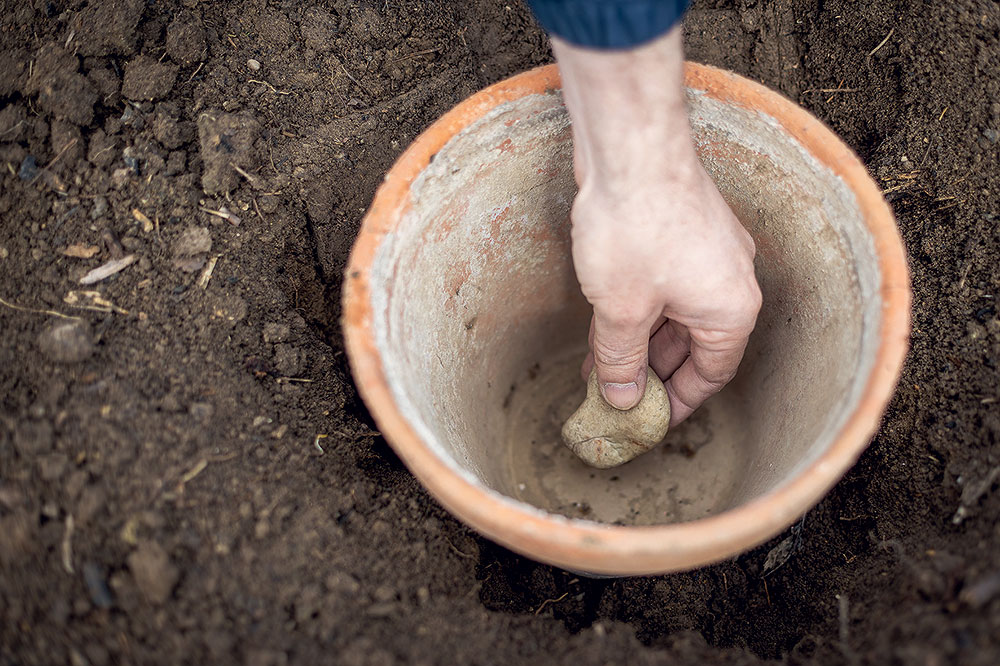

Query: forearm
<box><xmin>551</xmin><ymin>26</ymin><xmax>698</xmax><ymax>196</ymax></box>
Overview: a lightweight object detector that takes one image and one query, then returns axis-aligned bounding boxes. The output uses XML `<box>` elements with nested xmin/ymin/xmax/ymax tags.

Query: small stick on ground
<box><xmin>0</xmin><ymin>296</ymin><xmax>78</xmax><ymax>320</ymax></box>
<box><xmin>868</xmin><ymin>28</ymin><xmax>895</xmax><ymax>58</ymax></box>
<box><xmin>197</xmin><ymin>255</ymin><xmax>219</xmax><ymax>289</ymax></box>
<box><xmin>28</xmin><ymin>138</ymin><xmax>78</xmax><ymax>185</ymax></box>
<box><xmin>79</xmin><ymin>255</ymin><xmax>136</xmax><ymax>285</ymax></box>
<box><xmin>392</xmin><ymin>47</ymin><xmax>440</xmax><ymax>63</ymax></box>
<box><xmin>248</xmin><ymin>79</ymin><xmax>291</xmax><ymax>95</ymax></box>
<box><xmin>186</xmin><ymin>62</ymin><xmax>204</xmax><ymax>83</ymax></box>
<box><xmin>175</xmin><ymin>458</ymin><xmax>208</xmax><ymax>494</ymax></box>
<box><xmin>802</xmin><ymin>88</ymin><xmax>858</xmax><ymax>95</ymax></box>
<box><xmin>534</xmin><ymin>592</ymin><xmax>569</xmax><ymax>616</ymax></box>
<box><xmin>0</xmin><ymin>119</ymin><xmax>25</xmax><ymax>138</ymax></box>
<box><xmin>199</xmin><ymin>206</ymin><xmax>241</xmax><ymax>225</ymax></box>
<box><xmin>233</xmin><ymin>164</ymin><xmax>261</xmax><ymax>188</ymax></box>
<box><xmin>61</xmin><ymin>515</ymin><xmax>75</xmax><ymax>574</ymax></box>
<box><xmin>339</xmin><ymin>65</ymin><xmax>372</xmax><ymax>98</ymax></box>
<box><xmin>64</xmin><ymin>290</ymin><xmax>128</xmax><ymax>315</ymax></box>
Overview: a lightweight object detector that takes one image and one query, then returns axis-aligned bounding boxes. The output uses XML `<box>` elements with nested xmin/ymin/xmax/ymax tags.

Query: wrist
<box><xmin>552</xmin><ymin>25</ymin><xmax>699</xmax><ymax>194</ymax></box>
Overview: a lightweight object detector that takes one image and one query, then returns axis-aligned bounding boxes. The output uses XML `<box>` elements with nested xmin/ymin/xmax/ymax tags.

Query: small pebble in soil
<box><xmin>37</xmin><ymin>319</ymin><xmax>94</xmax><ymax>364</ymax></box>
<box><xmin>17</xmin><ymin>155</ymin><xmax>38</xmax><ymax>180</ymax></box>
<box><xmin>90</xmin><ymin>195</ymin><xmax>109</xmax><ymax>220</ymax></box>
<box><xmin>247</xmin><ymin>58</ymin><xmax>261</xmax><ymax>71</ymax></box>
<box><xmin>561</xmin><ymin>367</ymin><xmax>671</xmax><ymax>468</ymax></box>
<box><xmin>189</xmin><ymin>401</ymin><xmax>214</xmax><ymax>421</ymax></box>
<box><xmin>82</xmin><ymin>562</ymin><xmax>114</xmax><ymax>609</ymax></box>
<box><xmin>127</xmin><ymin>541</ymin><xmax>179</xmax><ymax>605</ymax></box>
<box><xmin>174</xmin><ymin>226</ymin><xmax>212</xmax><ymax>255</ymax></box>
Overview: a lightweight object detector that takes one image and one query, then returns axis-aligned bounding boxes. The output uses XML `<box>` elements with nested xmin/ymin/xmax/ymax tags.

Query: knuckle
<box><xmin>591</xmin><ymin>338</ymin><xmax>646</xmax><ymax>370</ymax></box>
<box><xmin>692</xmin><ymin>327</ymin><xmax>742</xmax><ymax>349</ymax></box>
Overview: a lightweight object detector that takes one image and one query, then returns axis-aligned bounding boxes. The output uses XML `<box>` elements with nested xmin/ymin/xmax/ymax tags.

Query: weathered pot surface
<box><xmin>342</xmin><ymin>63</ymin><xmax>910</xmax><ymax>576</ymax></box>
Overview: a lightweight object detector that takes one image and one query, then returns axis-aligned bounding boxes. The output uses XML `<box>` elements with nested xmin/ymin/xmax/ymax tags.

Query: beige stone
<box><xmin>561</xmin><ymin>368</ymin><xmax>671</xmax><ymax>469</ymax></box>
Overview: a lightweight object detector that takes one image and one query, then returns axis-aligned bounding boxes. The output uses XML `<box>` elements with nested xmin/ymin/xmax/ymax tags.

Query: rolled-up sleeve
<box><xmin>526</xmin><ymin>0</ymin><xmax>690</xmax><ymax>49</ymax></box>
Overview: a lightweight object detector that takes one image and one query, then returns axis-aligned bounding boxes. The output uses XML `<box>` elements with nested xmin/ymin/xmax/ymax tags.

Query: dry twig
<box><xmin>868</xmin><ymin>28</ymin><xmax>895</xmax><ymax>58</ymax></box>
<box><xmin>0</xmin><ymin>296</ymin><xmax>78</xmax><ymax>320</ymax></box>
<box><xmin>534</xmin><ymin>592</ymin><xmax>569</xmax><ymax>615</ymax></box>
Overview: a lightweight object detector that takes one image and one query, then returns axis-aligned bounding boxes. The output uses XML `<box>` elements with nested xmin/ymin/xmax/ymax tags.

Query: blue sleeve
<box><xmin>526</xmin><ymin>0</ymin><xmax>690</xmax><ymax>50</ymax></box>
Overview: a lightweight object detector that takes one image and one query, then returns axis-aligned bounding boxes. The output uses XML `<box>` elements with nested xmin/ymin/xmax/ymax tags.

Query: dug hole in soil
<box><xmin>1</xmin><ymin>1</ymin><xmax>998</xmax><ymax>664</ymax></box>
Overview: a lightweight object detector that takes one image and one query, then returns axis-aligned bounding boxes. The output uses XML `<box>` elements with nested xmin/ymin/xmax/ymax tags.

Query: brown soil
<box><xmin>1</xmin><ymin>1</ymin><xmax>998</xmax><ymax>664</ymax></box>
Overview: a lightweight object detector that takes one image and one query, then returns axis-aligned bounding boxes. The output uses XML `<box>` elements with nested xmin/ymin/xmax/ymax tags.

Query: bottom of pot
<box><xmin>500</xmin><ymin>349</ymin><xmax>748</xmax><ymax>527</ymax></box>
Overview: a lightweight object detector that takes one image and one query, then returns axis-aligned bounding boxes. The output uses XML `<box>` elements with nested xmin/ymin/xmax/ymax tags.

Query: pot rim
<box><xmin>342</xmin><ymin>63</ymin><xmax>911</xmax><ymax>575</ymax></box>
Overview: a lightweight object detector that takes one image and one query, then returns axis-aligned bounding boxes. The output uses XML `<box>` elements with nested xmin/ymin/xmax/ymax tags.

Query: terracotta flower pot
<box><xmin>342</xmin><ymin>63</ymin><xmax>910</xmax><ymax>576</ymax></box>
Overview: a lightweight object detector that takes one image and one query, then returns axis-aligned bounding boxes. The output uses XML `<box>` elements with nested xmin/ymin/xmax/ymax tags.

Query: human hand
<box><xmin>553</xmin><ymin>26</ymin><xmax>762</xmax><ymax>425</ymax></box>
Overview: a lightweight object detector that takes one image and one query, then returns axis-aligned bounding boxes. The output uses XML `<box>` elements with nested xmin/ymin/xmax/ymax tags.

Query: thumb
<box><xmin>591</xmin><ymin>310</ymin><xmax>651</xmax><ymax>410</ymax></box>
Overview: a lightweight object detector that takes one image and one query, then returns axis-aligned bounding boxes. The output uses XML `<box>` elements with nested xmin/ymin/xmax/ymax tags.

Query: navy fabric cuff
<box><xmin>527</xmin><ymin>0</ymin><xmax>690</xmax><ymax>50</ymax></box>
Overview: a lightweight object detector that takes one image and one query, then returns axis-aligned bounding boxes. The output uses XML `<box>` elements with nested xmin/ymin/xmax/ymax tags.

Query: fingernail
<box><xmin>601</xmin><ymin>381</ymin><xmax>640</xmax><ymax>410</ymax></box>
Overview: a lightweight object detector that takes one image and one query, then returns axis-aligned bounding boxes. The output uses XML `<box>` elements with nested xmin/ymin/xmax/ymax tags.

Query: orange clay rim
<box><xmin>342</xmin><ymin>63</ymin><xmax>911</xmax><ymax>576</ymax></box>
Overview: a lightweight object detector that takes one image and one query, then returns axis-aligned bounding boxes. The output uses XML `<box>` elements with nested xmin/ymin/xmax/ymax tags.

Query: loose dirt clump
<box><xmin>1</xmin><ymin>1</ymin><xmax>999</xmax><ymax>665</ymax></box>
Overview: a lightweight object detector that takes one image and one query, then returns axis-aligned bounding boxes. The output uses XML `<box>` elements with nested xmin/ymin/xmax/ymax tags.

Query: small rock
<box><xmin>324</xmin><ymin>571</ymin><xmax>361</xmax><ymax>595</ymax></box>
<box><xmin>165</xmin><ymin>11</ymin><xmax>206</xmax><ymax>66</ymax></box>
<box><xmin>111</xmin><ymin>167</ymin><xmax>131</xmax><ymax>188</ymax></box>
<box><xmin>122</xmin><ymin>145</ymin><xmax>140</xmax><ymax>174</ymax></box>
<box><xmin>263</xmin><ymin>322</ymin><xmax>290</xmax><ymax>343</ymax></box>
<box><xmin>373</xmin><ymin>584</ymin><xmax>396</xmax><ymax>602</ymax></box>
<box><xmin>127</xmin><ymin>541</ymin><xmax>179</xmax><ymax>605</ymax></box>
<box><xmin>984</xmin><ymin>128</ymin><xmax>999</xmax><ymax>144</ymax></box>
<box><xmin>189</xmin><ymin>401</ymin><xmax>214</xmax><ymax>421</ymax></box>
<box><xmin>561</xmin><ymin>367</ymin><xmax>671</xmax><ymax>469</ymax></box>
<box><xmin>91</xmin><ymin>195</ymin><xmax>109</xmax><ymax>219</ymax></box>
<box><xmin>82</xmin><ymin>562</ymin><xmax>114</xmax><ymax>608</ymax></box>
<box><xmin>18</xmin><ymin>155</ymin><xmax>38</xmax><ymax>180</ymax></box>
<box><xmin>38</xmin><ymin>319</ymin><xmax>94</xmax><ymax>364</ymax></box>
<box><xmin>121</xmin><ymin>55</ymin><xmax>178</xmax><ymax>101</ymax></box>
<box><xmin>173</xmin><ymin>256</ymin><xmax>205</xmax><ymax>273</ymax></box>
<box><xmin>247</xmin><ymin>58</ymin><xmax>261</xmax><ymax>71</ymax></box>
<box><xmin>173</xmin><ymin>226</ymin><xmax>212</xmax><ymax>256</ymax></box>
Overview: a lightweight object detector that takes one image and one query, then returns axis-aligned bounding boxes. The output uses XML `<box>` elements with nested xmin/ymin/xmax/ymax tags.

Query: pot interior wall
<box><xmin>369</xmin><ymin>88</ymin><xmax>882</xmax><ymax>527</ymax></box>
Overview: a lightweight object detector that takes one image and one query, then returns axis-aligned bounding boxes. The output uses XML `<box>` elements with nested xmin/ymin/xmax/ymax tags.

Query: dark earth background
<box><xmin>1</xmin><ymin>0</ymin><xmax>999</xmax><ymax>664</ymax></box>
